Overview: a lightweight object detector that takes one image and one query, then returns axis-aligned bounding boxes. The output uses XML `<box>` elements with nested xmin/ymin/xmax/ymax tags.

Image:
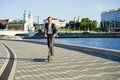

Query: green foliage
<box><xmin>18</xmin><ymin>20</ymin><xmax>25</xmax><ymax>24</ymax></box>
<box><xmin>68</xmin><ymin>18</ymin><xmax>98</xmax><ymax>32</ymax></box>
<box><xmin>0</xmin><ymin>23</ymin><xmax>6</xmax><ymax>29</ymax></box>
<box><xmin>69</xmin><ymin>21</ymin><xmax>75</xmax><ymax>29</ymax></box>
<box><xmin>58</xmin><ymin>27</ymin><xmax>73</xmax><ymax>32</ymax></box>
<box><xmin>91</xmin><ymin>20</ymin><xmax>98</xmax><ymax>31</ymax></box>
<box><xmin>118</xmin><ymin>8</ymin><xmax>120</xmax><ymax>11</ymax></box>
<box><xmin>80</xmin><ymin>20</ymin><xmax>87</xmax><ymax>30</ymax></box>
<box><xmin>8</xmin><ymin>20</ymin><xmax>25</xmax><ymax>24</ymax></box>
<box><xmin>58</xmin><ymin>27</ymin><xmax>67</xmax><ymax>31</ymax></box>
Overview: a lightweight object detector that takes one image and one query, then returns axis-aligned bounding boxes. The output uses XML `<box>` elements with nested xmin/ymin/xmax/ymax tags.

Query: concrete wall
<box><xmin>0</xmin><ymin>30</ymin><xmax>28</xmax><ymax>36</ymax></box>
<box><xmin>22</xmin><ymin>39</ymin><xmax>120</xmax><ymax>58</ymax></box>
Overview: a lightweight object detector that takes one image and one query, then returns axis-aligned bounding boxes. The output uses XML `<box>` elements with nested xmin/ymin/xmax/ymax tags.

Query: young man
<box><xmin>44</xmin><ymin>16</ymin><xmax>57</xmax><ymax>60</ymax></box>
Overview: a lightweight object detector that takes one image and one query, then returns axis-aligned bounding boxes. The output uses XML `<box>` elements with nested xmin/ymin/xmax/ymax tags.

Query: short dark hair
<box><xmin>47</xmin><ymin>16</ymin><xmax>52</xmax><ymax>20</ymax></box>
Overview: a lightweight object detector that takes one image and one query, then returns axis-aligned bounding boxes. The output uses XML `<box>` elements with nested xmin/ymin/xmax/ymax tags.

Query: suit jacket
<box><xmin>44</xmin><ymin>23</ymin><xmax>57</xmax><ymax>35</ymax></box>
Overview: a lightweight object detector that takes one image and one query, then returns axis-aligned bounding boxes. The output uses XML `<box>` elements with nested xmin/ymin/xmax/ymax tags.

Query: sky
<box><xmin>0</xmin><ymin>0</ymin><xmax>120</xmax><ymax>23</ymax></box>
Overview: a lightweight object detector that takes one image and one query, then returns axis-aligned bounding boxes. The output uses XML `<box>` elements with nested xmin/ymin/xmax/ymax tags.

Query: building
<box><xmin>5</xmin><ymin>10</ymin><xmax>35</xmax><ymax>31</ymax></box>
<box><xmin>0</xmin><ymin>19</ymin><xmax>10</xmax><ymax>24</ymax></box>
<box><xmin>43</xmin><ymin>18</ymin><xmax>66</xmax><ymax>28</ymax></box>
<box><xmin>0</xmin><ymin>19</ymin><xmax>11</xmax><ymax>29</ymax></box>
<box><xmin>0</xmin><ymin>11</ymin><xmax>36</xmax><ymax>37</ymax></box>
<box><xmin>7</xmin><ymin>24</ymin><xmax>24</xmax><ymax>30</ymax></box>
<box><xmin>23</xmin><ymin>10</ymin><xmax>34</xmax><ymax>31</ymax></box>
<box><xmin>101</xmin><ymin>9</ymin><xmax>120</xmax><ymax>32</ymax></box>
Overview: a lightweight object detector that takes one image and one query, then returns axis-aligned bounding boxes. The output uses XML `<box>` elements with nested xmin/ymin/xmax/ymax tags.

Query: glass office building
<box><xmin>101</xmin><ymin>9</ymin><xmax>120</xmax><ymax>32</ymax></box>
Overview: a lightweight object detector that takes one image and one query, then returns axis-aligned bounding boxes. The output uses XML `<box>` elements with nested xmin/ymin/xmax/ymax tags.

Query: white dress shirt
<box><xmin>48</xmin><ymin>23</ymin><xmax>53</xmax><ymax>34</ymax></box>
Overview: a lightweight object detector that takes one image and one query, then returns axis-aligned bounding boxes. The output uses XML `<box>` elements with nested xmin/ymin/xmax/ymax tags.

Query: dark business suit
<box><xmin>44</xmin><ymin>23</ymin><xmax>57</xmax><ymax>55</ymax></box>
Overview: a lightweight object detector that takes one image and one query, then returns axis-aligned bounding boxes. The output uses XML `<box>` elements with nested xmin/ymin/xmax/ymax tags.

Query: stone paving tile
<box><xmin>0</xmin><ymin>43</ymin><xmax>8</xmax><ymax>70</ymax></box>
<box><xmin>0</xmin><ymin>59</ymin><xmax>4</xmax><ymax>68</ymax></box>
<box><xmin>0</xmin><ymin>40</ymin><xmax>120</xmax><ymax>80</ymax></box>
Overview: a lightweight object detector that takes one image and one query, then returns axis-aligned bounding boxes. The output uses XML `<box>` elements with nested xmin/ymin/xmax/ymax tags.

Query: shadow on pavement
<box><xmin>16</xmin><ymin>58</ymin><xmax>46</xmax><ymax>62</ymax></box>
<box><xmin>0</xmin><ymin>57</ymin><xmax>46</xmax><ymax>62</ymax></box>
<box><xmin>33</xmin><ymin>58</ymin><xmax>46</xmax><ymax>62</ymax></box>
<box><xmin>78</xmin><ymin>50</ymin><xmax>120</xmax><ymax>62</ymax></box>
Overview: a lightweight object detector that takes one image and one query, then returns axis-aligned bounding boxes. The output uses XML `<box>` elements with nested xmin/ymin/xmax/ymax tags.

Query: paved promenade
<box><xmin>0</xmin><ymin>39</ymin><xmax>120</xmax><ymax>80</ymax></box>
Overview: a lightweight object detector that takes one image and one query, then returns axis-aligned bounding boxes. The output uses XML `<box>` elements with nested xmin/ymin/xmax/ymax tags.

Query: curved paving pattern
<box><xmin>0</xmin><ymin>43</ymin><xmax>16</xmax><ymax>80</ymax></box>
<box><xmin>0</xmin><ymin>40</ymin><xmax>120</xmax><ymax>80</ymax></box>
<box><xmin>0</xmin><ymin>44</ymin><xmax>14</xmax><ymax>80</ymax></box>
<box><xmin>0</xmin><ymin>43</ymin><xmax>7</xmax><ymax>69</ymax></box>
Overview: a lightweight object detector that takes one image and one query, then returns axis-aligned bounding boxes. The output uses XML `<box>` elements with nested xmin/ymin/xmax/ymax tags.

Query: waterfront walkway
<box><xmin>0</xmin><ymin>39</ymin><xmax>120</xmax><ymax>80</ymax></box>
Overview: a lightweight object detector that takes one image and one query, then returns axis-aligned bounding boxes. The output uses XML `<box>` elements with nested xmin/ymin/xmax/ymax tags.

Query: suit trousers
<box><xmin>47</xmin><ymin>34</ymin><xmax>55</xmax><ymax>55</ymax></box>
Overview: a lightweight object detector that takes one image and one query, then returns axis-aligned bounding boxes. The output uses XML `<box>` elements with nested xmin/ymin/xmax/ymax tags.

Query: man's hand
<box><xmin>53</xmin><ymin>34</ymin><xmax>58</xmax><ymax>38</ymax></box>
<box><xmin>45</xmin><ymin>34</ymin><xmax>48</xmax><ymax>37</ymax></box>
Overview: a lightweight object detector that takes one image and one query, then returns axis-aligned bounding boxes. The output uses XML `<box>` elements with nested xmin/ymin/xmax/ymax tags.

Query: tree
<box><xmin>8</xmin><ymin>20</ymin><xmax>25</xmax><ymax>24</ymax></box>
<box><xmin>104</xmin><ymin>21</ymin><xmax>110</xmax><ymax>32</ymax></box>
<box><xmin>80</xmin><ymin>20</ymin><xmax>87</xmax><ymax>31</ymax></box>
<box><xmin>69</xmin><ymin>21</ymin><xmax>75</xmax><ymax>29</ymax></box>
<box><xmin>0</xmin><ymin>23</ymin><xmax>5</xmax><ymax>29</ymax></box>
<box><xmin>100</xmin><ymin>21</ymin><xmax>105</xmax><ymax>31</ymax></box>
<box><xmin>68</xmin><ymin>17</ymin><xmax>98</xmax><ymax>32</ymax></box>
<box><xmin>17</xmin><ymin>20</ymin><xmax>25</xmax><ymax>24</ymax></box>
<box><xmin>80</xmin><ymin>18</ymin><xmax>91</xmax><ymax>31</ymax></box>
<box><xmin>75</xmin><ymin>21</ymin><xmax>80</xmax><ymax>30</ymax></box>
<box><xmin>91</xmin><ymin>20</ymin><xmax>98</xmax><ymax>31</ymax></box>
<box><xmin>118</xmin><ymin>8</ymin><xmax>120</xmax><ymax>11</ymax></box>
<box><xmin>87</xmin><ymin>20</ymin><xmax>92</xmax><ymax>31</ymax></box>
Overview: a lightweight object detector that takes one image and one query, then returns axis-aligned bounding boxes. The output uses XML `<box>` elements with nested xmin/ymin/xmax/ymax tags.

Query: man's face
<box><xmin>48</xmin><ymin>18</ymin><xmax>52</xmax><ymax>24</ymax></box>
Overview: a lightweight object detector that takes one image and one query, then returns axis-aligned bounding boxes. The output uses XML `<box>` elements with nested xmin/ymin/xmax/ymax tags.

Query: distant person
<box><xmin>44</xmin><ymin>16</ymin><xmax>58</xmax><ymax>60</ymax></box>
